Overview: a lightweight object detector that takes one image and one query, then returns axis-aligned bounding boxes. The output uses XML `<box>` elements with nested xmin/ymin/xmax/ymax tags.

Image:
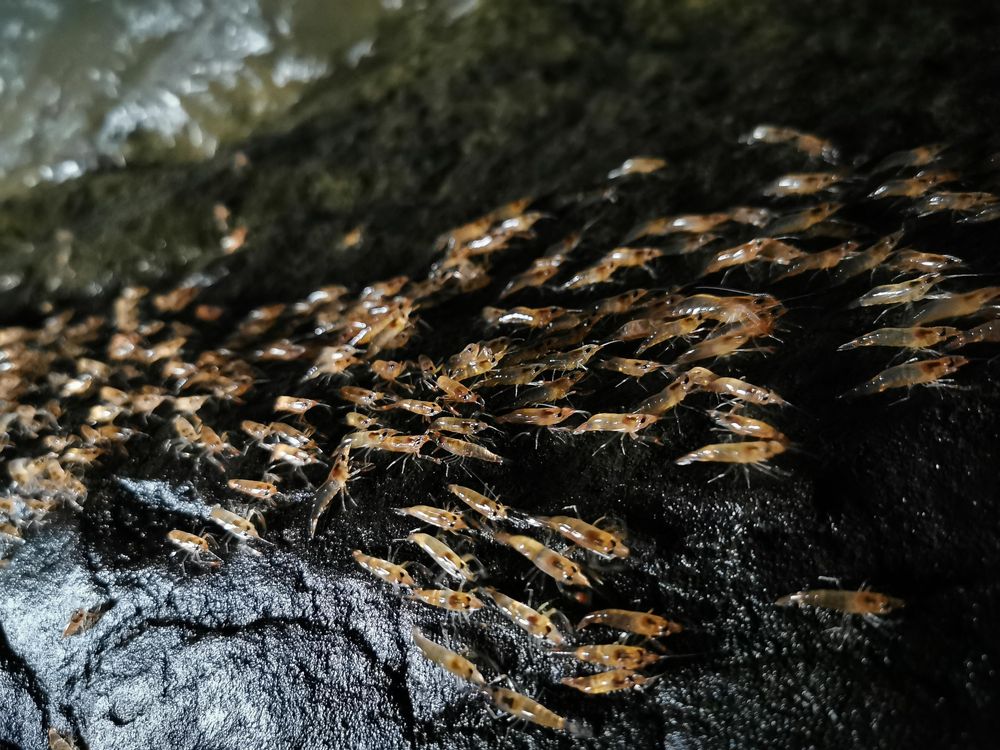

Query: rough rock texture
<box><xmin>2</xmin><ymin>1</ymin><xmax>1000</xmax><ymax>750</ymax></box>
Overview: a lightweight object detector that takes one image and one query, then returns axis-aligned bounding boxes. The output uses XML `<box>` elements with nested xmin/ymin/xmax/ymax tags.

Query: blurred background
<box><xmin>0</xmin><ymin>0</ymin><xmax>475</xmax><ymax>198</ymax></box>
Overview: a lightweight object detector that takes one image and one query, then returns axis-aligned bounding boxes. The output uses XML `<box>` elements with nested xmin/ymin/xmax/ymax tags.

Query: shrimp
<box><xmin>429</xmin><ymin>417</ymin><xmax>493</xmax><ymax>436</ymax></box>
<box><xmin>608</xmin><ymin>156</ymin><xmax>668</xmax><ymax>179</ymax></box>
<box><xmin>910</xmin><ymin>286</ymin><xmax>1000</xmax><ymax>324</ymax></box>
<box><xmin>672</xmin><ymin>330</ymin><xmax>756</xmax><ymax>367</ymax></box>
<box><xmin>763</xmin><ymin>172</ymin><xmax>843</xmax><ymax>197</ymax></box>
<box><xmin>352</xmin><ymin>549</ymin><xmax>415</xmax><ymax>586</ymax></box>
<box><xmin>303</xmin><ymin>346</ymin><xmax>361</xmax><ymax>380</ymax></box>
<box><xmin>411</xmin><ymin>628</ymin><xmax>486</xmax><ymax>687</ymax></box>
<box><xmin>408</xmin><ymin>588</ymin><xmax>484</xmax><ymax>612</ymax></box>
<box><xmin>407</xmin><ymin>532</ymin><xmax>478</xmax><ymax>583</ymax></box>
<box><xmin>492</xmin><ymin>531</ymin><xmax>591</xmax><ymax>587</ymax></box>
<box><xmin>776</xmin><ymin>588</ymin><xmax>904</xmax><ymax>615</ymax></box>
<box><xmin>208</xmin><ymin>505</ymin><xmax>268</xmax><ymax>545</ymax></box>
<box><xmin>675</xmin><ymin>439</ymin><xmax>786</xmax><ymax>466</ymax></box>
<box><xmin>475</xmin><ymin>363</ymin><xmax>548</xmax><ymax>389</ymax></box>
<box><xmin>434</xmin><ymin>434</ymin><xmax>504</xmax><ymax>463</ymax></box>
<box><xmin>482</xmin><ymin>306</ymin><xmax>569</xmax><ymax>329</ymax></box>
<box><xmin>495</xmin><ymin>407</ymin><xmax>579</xmax><ymax>426</ymax></box>
<box><xmin>840</xmin><ymin>356</ymin><xmax>968</xmax><ymax>399</ymax></box>
<box><xmin>309</xmin><ymin>442</ymin><xmax>354</xmax><ymax>538</ymax></box>
<box><xmin>869</xmin><ymin>170</ymin><xmax>959</xmax><ymax>199</ymax></box>
<box><xmin>167</xmin><ymin>529</ymin><xmax>222</xmax><ymax>568</ymax></box>
<box><xmin>632</xmin><ymin>370</ymin><xmax>703</xmax><ymax>415</ymax></box>
<box><xmin>448</xmin><ymin>484</ymin><xmax>509</xmax><ymax>521</ymax></box>
<box><xmin>708</xmin><ymin>410</ymin><xmax>787</xmax><ymax>442</ymax></box>
<box><xmin>766</xmin><ymin>202</ymin><xmax>842</xmax><ymax>235</ymax></box>
<box><xmin>382</xmin><ymin>398</ymin><xmax>444</xmax><ymax>417</ymax></box>
<box><xmin>573</xmin><ymin>413</ymin><xmax>658</xmax><ymax>436</ymax></box>
<box><xmin>838</xmin><ymin>326</ymin><xmax>960</xmax><ymax>351</ymax></box>
<box><xmin>344</xmin><ymin>411</ymin><xmax>381</xmax><ymax>430</ymax></box>
<box><xmin>849</xmin><ymin>273</ymin><xmax>946</xmax><ymax>308</ymax></box>
<box><xmin>742</xmin><ymin>124</ymin><xmax>839</xmax><ymax>162</ymax></box>
<box><xmin>395</xmin><ymin>505</ymin><xmax>469</xmax><ymax>532</ymax></box>
<box><xmin>478</xmin><ymin>586</ymin><xmax>566</xmax><ymax>646</ymax></box>
<box><xmin>557</xmin><ymin>644</ymin><xmax>662</xmax><ymax>669</ymax></box>
<box><xmin>436</xmin><ymin>375</ymin><xmax>483</xmax><ymax>406</ymax></box>
<box><xmin>597</xmin><ymin>357</ymin><xmax>668</xmax><ymax>378</ymax></box>
<box><xmin>509</xmin><ymin>373</ymin><xmax>585</xmax><ymax>409</ymax></box>
<box><xmin>274</xmin><ymin>395</ymin><xmax>326</xmax><ymax>417</ymax></box>
<box><xmin>561</xmin><ymin>669</ymin><xmax>651</xmax><ymax>694</ymax></box>
<box><xmin>889</xmin><ymin>250</ymin><xmax>965</xmax><ymax>274</ymax></box>
<box><xmin>338</xmin><ymin>387</ymin><xmax>387</xmax><ymax>409</ymax></box>
<box><xmin>486</xmin><ymin>686</ymin><xmax>590</xmax><ymax>736</ymax></box>
<box><xmin>589</xmin><ymin>289</ymin><xmax>651</xmax><ymax>318</ymax></box>
<box><xmin>62</xmin><ymin>604</ymin><xmax>110</xmax><ymax>638</ymax></box>
<box><xmin>532</xmin><ymin>515</ymin><xmax>629</xmax><ymax>558</ymax></box>
<box><xmin>702</xmin><ymin>238</ymin><xmax>801</xmax><ymax>275</ymax></box>
<box><xmin>577</xmin><ymin>608</ymin><xmax>683</xmax><ymax>636</ymax></box>
<box><xmin>702</xmin><ymin>375</ymin><xmax>786</xmax><ymax>406</ymax></box>
<box><xmin>912</xmin><ymin>191</ymin><xmax>998</xmax><ymax>216</ymax></box>
<box><xmin>342</xmin><ymin>428</ymin><xmax>397</xmax><ymax>449</ymax></box>
<box><xmin>625</xmin><ymin>213</ymin><xmax>731</xmax><ymax>242</ymax></box>
<box><xmin>945</xmin><ymin>320</ymin><xmax>1000</xmax><ymax>349</ymax></box>
<box><xmin>371</xmin><ymin>359</ymin><xmax>411</xmax><ymax>390</ymax></box>
<box><xmin>773</xmin><ymin>241</ymin><xmax>860</xmax><ymax>280</ymax></box>
<box><xmin>870</xmin><ymin>143</ymin><xmax>945</xmax><ymax>172</ymax></box>
<box><xmin>635</xmin><ymin>316</ymin><xmax>708</xmax><ymax>355</ymax></box>
<box><xmin>227</xmin><ymin>479</ymin><xmax>281</xmax><ymax>503</ymax></box>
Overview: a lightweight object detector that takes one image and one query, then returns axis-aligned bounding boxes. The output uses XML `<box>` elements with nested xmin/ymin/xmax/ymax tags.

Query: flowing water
<box><xmin>0</xmin><ymin>0</ymin><xmax>453</xmax><ymax>198</ymax></box>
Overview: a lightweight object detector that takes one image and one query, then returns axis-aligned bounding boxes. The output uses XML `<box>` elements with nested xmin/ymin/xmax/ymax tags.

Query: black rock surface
<box><xmin>3</xmin><ymin>2</ymin><xmax>1000</xmax><ymax>749</ymax></box>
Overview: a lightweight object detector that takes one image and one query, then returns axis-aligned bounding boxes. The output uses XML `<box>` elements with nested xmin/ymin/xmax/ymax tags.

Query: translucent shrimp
<box><xmin>486</xmin><ymin>686</ymin><xmax>591</xmax><ymax>736</ymax></box>
<box><xmin>840</xmin><ymin>356</ymin><xmax>968</xmax><ymax>399</ymax></box>
<box><xmin>274</xmin><ymin>395</ymin><xmax>326</xmax><ymax>417</ymax></box>
<box><xmin>763</xmin><ymin>172</ymin><xmax>843</xmax><ymax>197</ymax></box>
<box><xmin>338</xmin><ymin>387</ymin><xmax>388</xmax><ymax>409</ymax></box>
<box><xmin>482</xmin><ymin>306</ymin><xmax>569</xmax><ymax>329</ymax></box>
<box><xmin>837</xmin><ymin>326</ymin><xmax>960</xmax><ymax>351</ymax></box>
<box><xmin>509</xmin><ymin>373</ymin><xmax>585</xmax><ymax>409</ymax></box>
<box><xmin>869</xmin><ymin>170</ymin><xmax>959</xmax><ymax>199</ymax></box>
<box><xmin>167</xmin><ymin>530</ymin><xmax>222</xmax><ymax>568</ymax></box>
<box><xmin>597</xmin><ymin>357</ymin><xmax>668</xmax><ymax>379</ymax></box>
<box><xmin>776</xmin><ymin>588</ymin><xmax>904</xmax><ymax>615</ymax></box>
<box><xmin>494</xmin><ymin>406</ymin><xmax>579</xmax><ymax>426</ymax></box>
<box><xmin>912</xmin><ymin>191</ymin><xmax>998</xmax><ymax>216</ymax></box>
<box><xmin>382</xmin><ymin>398</ymin><xmax>444</xmax><ymax>417</ymax></box>
<box><xmin>395</xmin><ymin>505</ymin><xmax>469</xmax><ymax>532</ymax></box>
<box><xmin>632</xmin><ymin>370</ymin><xmax>703</xmax><ymax>415</ymax></box>
<box><xmin>474</xmin><ymin>363</ymin><xmax>548</xmax><ymax>389</ymax></box>
<box><xmin>556</xmin><ymin>644</ymin><xmax>663</xmax><ymax>669</ymax></box>
<box><xmin>590</xmin><ymin>289</ymin><xmax>651</xmax><ymax>318</ymax></box>
<box><xmin>62</xmin><ymin>604</ymin><xmax>110</xmax><ymax>638</ymax></box>
<box><xmin>849</xmin><ymin>273</ymin><xmax>945</xmax><ymax>308</ymax></box>
<box><xmin>889</xmin><ymin>250</ymin><xmax>965</xmax><ymax>274</ymax></box>
<box><xmin>945</xmin><ymin>320</ymin><xmax>1000</xmax><ymax>350</ymax></box>
<box><xmin>227</xmin><ymin>479</ymin><xmax>281</xmax><ymax>503</ymax></box>
<box><xmin>828</xmin><ymin>230</ymin><xmax>905</xmax><ymax>284</ymax></box>
<box><xmin>671</xmin><ymin>329</ymin><xmax>757</xmax><ymax>367</ymax></box>
<box><xmin>561</xmin><ymin>669</ymin><xmax>651</xmax><ymax>695</ymax></box>
<box><xmin>408</xmin><ymin>587</ymin><xmax>483</xmax><ymax>613</ymax></box>
<box><xmin>608</xmin><ymin>156</ymin><xmax>668</xmax><ymax>179</ymax></box>
<box><xmin>352</xmin><ymin>549</ymin><xmax>415</xmax><ymax>587</ymax></box>
<box><xmin>766</xmin><ymin>202</ymin><xmax>842</xmax><ymax>235</ymax></box>
<box><xmin>676</xmin><ymin>439</ymin><xmax>786</xmax><ymax>466</ymax></box>
<box><xmin>625</xmin><ymin>212</ymin><xmax>731</xmax><ymax>242</ymax></box>
<box><xmin>434</xmin><ymin>434</ymin><xmax>504</xmax><ymax>464</ymax></box>
<box><xmin>573</xmin><ymin>413</ymin><xmax>658</xmax><ymax>437</ymax></box>
<box><xmin>208</xmin><ymin>505</ymin><xmax>268</xmax><ymax>545</ymax></box>
<box><xmin>702</xmin><ymin>375</ymin><xmax>787</xmax><ymax>406</ymax></box>
<box><xmin>577</xmin><ymin>608</ymin><xmax>683</xmax><ymax>636</ymax></box>
<box><xmin>447</xmin><ymin>484</ymin><xmax>509</xmax><ymax>521</ymax></box>
<box><xmin>429</xmin><ymin>417</ymin><xmax>494</xmax><ymax>436</ymax></box>
<box><xmin>435</xmin><ymin>375</ymin><xmax>483</xmax><ymax>406</ymax></box>
<box><xmin>773</xmin><ymin>241</ymin><xmax>860</xmax><ymax>280</ymax></box>
<box><xmin>492</xmin><ymin>531</ymin><xmax>591</xmax><ymax>587</ymax></box>
<box><xmin>407</xmin><ymin>532</ymin><xmax>478</xmax><ymax>583</ymax></box>
<box><xmin>910</xmin><ymin>286</ymin><xmax>1000</xmax><ymax>324</ymax></box>
<box><xmin>309</xmin><ymin>442</ymin><xmax>354</xmax><ymax>538</ymax></box>
<box><xmin>870</xmin><ymin>143</ymin><xmax>945</xmax><ymax>172</ymax></box>
<box><xmin>708</xmin><ymin>410</ymin><xmax>787</xmax><ymax>442</ymax></box>
<box><xmin>531</xmin><ymin>515</ymin><xmax>629</xmax><ymax>559</ymax></box>
<box><xmin>702</xmin><ymin>238</ymin><xmax>801</xmax><ymax>275</ymax></box>
<box><xmin>411</xmin><ymin>628</ymin><xmax>486</xmax><ymax>687</ymax></box>
<box><xmin>478</xmin><ymin>586</ymin><xmax>566</xmax><ymax>646</ymax></box>
<box><xmin>742</xmin><ymin>124</ymin><xmax>839</xmax><ymax>161</ymax></box>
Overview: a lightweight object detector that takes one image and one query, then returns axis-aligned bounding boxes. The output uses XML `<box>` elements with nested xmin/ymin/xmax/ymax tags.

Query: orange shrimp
<box><xmin>840</xmin><ymin>356</ymin><xmax>968</xmax><ymax>399</ymax></box>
